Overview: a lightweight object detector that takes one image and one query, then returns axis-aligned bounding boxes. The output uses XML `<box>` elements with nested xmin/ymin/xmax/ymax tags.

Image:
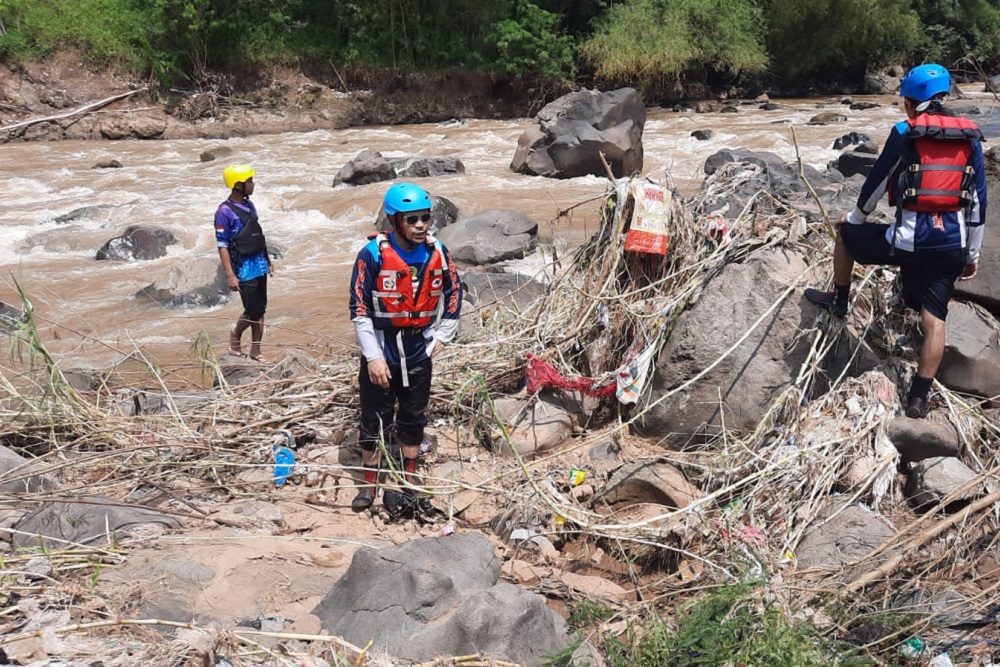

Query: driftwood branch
<box><xmin>0</xmin><ymin>87</ymin><xmax>148</xmax><ymax>134</ymax></box>
<box><xmin>846</xmin><ymin>481</ymin><xmax>1000</xmax><ymax>592</ymax></box>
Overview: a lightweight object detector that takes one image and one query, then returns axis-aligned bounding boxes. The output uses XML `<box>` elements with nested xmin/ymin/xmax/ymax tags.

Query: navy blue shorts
<box><xmin>839</xmin><ymin>224</ymin><xmax>966</xmax><ymax>320</ymax></box>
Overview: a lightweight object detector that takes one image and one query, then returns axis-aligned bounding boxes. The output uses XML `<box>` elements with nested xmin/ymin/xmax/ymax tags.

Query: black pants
<box><xmin>358</xmin><ymin>358</ymin><xmax>432</xmax><ymax>451</ymax></box>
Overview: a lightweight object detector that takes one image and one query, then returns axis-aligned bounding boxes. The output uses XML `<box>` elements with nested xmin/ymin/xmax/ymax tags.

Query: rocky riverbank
<box><xmin>5</xmin><ymin>129</ymin><xmax>1000</xmax><ymax>664</ymax></box>
<box><xmin>0</xmin><ymin>56</ymin><xmax>562</xmax><ymax>143</ymax></box>
<box><xmin>5</xmin><ymin>71</ymin><xmax>1000</xmax><ymax>664</ymax></box>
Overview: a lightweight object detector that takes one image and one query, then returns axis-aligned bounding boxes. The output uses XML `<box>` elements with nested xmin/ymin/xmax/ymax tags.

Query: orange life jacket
<box><xmin>371</xmin><ymin>233</ymin><xmax>446</xmax><ymax>329</ymax></box>
<box><xmin>892</xmin><ymin>113</ymin><xmax>983</xmax><ymax>213</ymax></box>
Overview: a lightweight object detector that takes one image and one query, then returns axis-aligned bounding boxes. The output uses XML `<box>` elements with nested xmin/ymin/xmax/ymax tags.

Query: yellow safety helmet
<box><xmin>223</xmin><ymin>164</ymin><xmax>255</xmax><ymax>190</ymax></box>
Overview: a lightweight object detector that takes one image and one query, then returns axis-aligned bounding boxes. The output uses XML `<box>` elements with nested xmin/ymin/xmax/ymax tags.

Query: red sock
<box><xmin>403</xmin><ymin>457</ymin><xmax>419</xmax><ymax>485</ymax></box>
<box><xmin>363</xmin><ymin>467</ymin><xmax>377</xmax><ymax>485</ymax></box>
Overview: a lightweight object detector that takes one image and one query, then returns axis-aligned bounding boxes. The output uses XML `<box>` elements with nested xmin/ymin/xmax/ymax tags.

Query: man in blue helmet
<box><xmin>348</xmin><ymin>182</ymin><xmax>463</xmax><ymax>511</ymax></box>
<box><xmin>805</xmin><ymin>64</ymin><xmax>987</xmax><ymax>418</ymax></box>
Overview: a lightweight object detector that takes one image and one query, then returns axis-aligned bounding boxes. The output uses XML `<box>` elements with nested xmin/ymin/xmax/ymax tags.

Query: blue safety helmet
<box><xmin>900</xmin><ymin>64</ymin><xmax>951</xmax><ymax>102</ymax></box>
<box><xmin>383</xmin><ymin>182</ymin><xmax>431</xmax><ymax>216</ymax></box>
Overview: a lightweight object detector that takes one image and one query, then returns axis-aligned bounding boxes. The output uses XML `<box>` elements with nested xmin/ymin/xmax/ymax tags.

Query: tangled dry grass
<box><xmin>2</xmin><ymin>163</ymin><xmax>1000</xmax><ymax>664</ymax></box>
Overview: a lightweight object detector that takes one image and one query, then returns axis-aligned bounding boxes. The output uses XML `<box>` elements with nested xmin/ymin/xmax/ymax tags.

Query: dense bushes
<box><xmin>1</xmin><ymin>0</ymin><xmax>999</xmax><ymax>92</ymax></box>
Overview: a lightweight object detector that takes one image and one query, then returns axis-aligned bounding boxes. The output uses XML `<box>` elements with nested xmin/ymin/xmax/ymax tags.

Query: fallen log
<box><xmin>0</xmin><ymin>87</ymin><xmax>148</xmax><ymax>135</ymax></box>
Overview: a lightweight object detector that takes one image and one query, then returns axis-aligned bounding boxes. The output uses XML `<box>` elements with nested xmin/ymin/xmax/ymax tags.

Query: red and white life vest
<box><xmin>892</xmin><ymin>113</ymin><xmax>984</xmax><ymax>213</ymax></box>
<box><xmin>371</xmin><ymin>233</ymin><xmax>446</xmax><ymax>329</ymax></box>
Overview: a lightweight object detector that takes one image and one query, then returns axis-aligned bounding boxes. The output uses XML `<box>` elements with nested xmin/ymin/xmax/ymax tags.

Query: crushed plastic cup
<box><xmin>441</xmin><ymin>522</ymin><xmax>455</xmax><ymax>537</ymax></box>
<box><xmin>273</xmin><ymin>446</ymin><xmax>295</xmax><ymax>487</ymax></box>
<box><xmin>900</xmin><ymin>637</ymin><xmax>925</xmax><ymax>658</ymax></box>
<box><xmin>928</xmin><ymin>653</ymin><xmax>953</xmax><ymax>667</ymax></box>
<box><xmin>569</xmin><ymin>468</ymin><xmax>587</xmax><ymax>486</ymax></box>
<box><xmin>706</xmin><ymin>215</ymin><xmax>728</xmax><ymax>240</ymax></box>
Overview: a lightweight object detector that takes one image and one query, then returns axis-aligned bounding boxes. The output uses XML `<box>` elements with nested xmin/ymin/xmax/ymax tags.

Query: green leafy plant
<box><xmin>488</xmin><ymin>0</ymin><xmax>574</xmax><ymax>81</ymax></box>
<box><xmin>568</xmin><ymin>599</ymin><xmax>615</xmax><ymax>630</ymax></box>
<box><xmin>604</xmin><ymin>582</ymin><xmax>848</xmax><ymax>667</ymax></box>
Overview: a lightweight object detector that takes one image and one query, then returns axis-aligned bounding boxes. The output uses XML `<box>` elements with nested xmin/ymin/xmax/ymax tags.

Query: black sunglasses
<box><xmin>403</xmin><ymin>213</ymin><xmax>431</xmax><ymax>225</ymax></box>
<box><xmin>402</xmin><ymin>213</ymin><xmax>431</xmax><ymax>225</ymax></box>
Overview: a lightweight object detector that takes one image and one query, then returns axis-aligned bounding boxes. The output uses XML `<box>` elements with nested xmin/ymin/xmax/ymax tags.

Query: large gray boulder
<box><xmin>12</xmin><ymin>495</ymin><xmax>180</xmax><ymax>549</ymax></box>
<box><xmin>938</xmin><ymin>301</ymin><xmax>1000</xmax><ymax>401</ymax></box>
<box><xmin>905</xmin><ymin>456</ymin><xmax>980</xmax><ymax>510</ymax></box>
<box><xmin>888</xmin><ymin>417</ymin><xmax>961</xmax><ymax>462</ymax></box>
<box><xmin>633</xmin><ymin>248</ymin><xmax>819</xmax><ymax>443</ymax></box>
<box><xmin>700</xmin><ymin>149</ymin><xmax>847</xmax><ymax>225</ymax></box>
<box><xmin>461</xmin><ymin>272</ymin><xmax>547</xmax><ymax>311</ymax></box>
<box><xmin>333</xmin><ymin>149</ymin><xmax>396</xmax><ymax>186</ymax></box>
<box><xmin>835</xmin><ymin>151</ymin><xmax>878</xmax><ymax>178</ymax></box>
<box><xmin>488</xmin><ymin>396</ymin><xmax>574</xmax><ymax>458</ymax></box>
<box><xmin>954</xmin><ymin>179</ymin><xmax>1000</xmax><ymax>314</ymax></box>
<box><xmin>312</xmin><ymin>533</ymin><xmax>567</xmax><ymax>666</ymax></box>
<box><xmin>592</xmin><ymin>460</ymin><xmax>702</xmax><ymax>512</ymax></box>
<box><xmin>390</xmin><ymin>156</ymin><xmax>466</xmax><ymax>178</ymax></box>
<box><xmin>0</xmin><ymin>446</ymin><xmax>53</xmax><ymax>495</ymax></box>
<box><xmin>135</xmin><ymin>256</ymin><xmax>228</xmax><ymax>308</ymax></box>
<box><xmin>100</xmin><ymin>114</ymin><xmax>167</xmax><ymax>140</ymax></box>
<box><xmin>51</xmin><ymin>205</ymin><xmax>115</xmax><ymax>225</ymax></box>
<box><xmin>437</xmin><ymin>210</ymin><xmax>538</xmax><ymax>265</ymax></box>
<box><xmin>96</xmin><ymin>226</ymin><xmax>178</xmax><ymax>261</ymax></box>
<box><xmin>511</xmin><ymin>88</ymin><xmax>645</xmax><ymax>179</ymax></box>
<box><xmin>796</xmin><ymin>504</ymin><xmax>896</xmax><ymax>582</ymax></box>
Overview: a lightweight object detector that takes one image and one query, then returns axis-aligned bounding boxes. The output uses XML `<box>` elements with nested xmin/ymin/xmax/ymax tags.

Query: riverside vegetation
<box><xmin>2</xmin><ymin>0</ymin><xmax>1000</xmax><ymax>101</ymax></box>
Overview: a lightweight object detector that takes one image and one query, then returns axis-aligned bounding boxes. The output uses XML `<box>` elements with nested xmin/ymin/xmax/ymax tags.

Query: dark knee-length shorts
<box><xmin>840</xmin><ymin>223</ymin><xmax>967</xmax><ymax>320</ymax></box>
<box><xmin>238</xmin><ymin>275</ymin><xmax>267</xmax><ymax>321</ymax></box>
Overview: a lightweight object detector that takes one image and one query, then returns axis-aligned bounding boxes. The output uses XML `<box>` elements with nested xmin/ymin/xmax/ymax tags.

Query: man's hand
<box><xmin>367</xmin><ymin>358</ymin><xmax>391</xmax><ymax>388</ymax></box>
<box><xmin>269</xmin><ymin>261</ymin><xmax>276</xmax><ymax>277</ymax></box>
<box><xmin>430</xmin><ymin>340</ymin><xmax>445</xmax><ymax>358</ymax></box>
<box><xmin>834</xmin><ymin>212</ymin><xmax>849</xmax><ymax>228</ymax></box>
<box><xmin>959</xmin><ymin>262</ymin><xmax>979</xmax><ymax>281</ymax></box>
<box><xmin>227</xmin><ymin>274</ymin><xmax>240</xmax><ymax>292</ymax></box>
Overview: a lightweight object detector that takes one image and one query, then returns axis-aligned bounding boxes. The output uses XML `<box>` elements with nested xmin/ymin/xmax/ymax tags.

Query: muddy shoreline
<box><xmin>0</xmin><ymin>57</ymin><xmax>561</xmax><ymax>143</ymax></box>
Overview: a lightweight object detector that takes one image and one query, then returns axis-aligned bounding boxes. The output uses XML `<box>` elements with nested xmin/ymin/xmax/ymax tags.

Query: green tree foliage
<box><xmin>580</xmin><ymin>0</ymin><xmax>768</xmax><ymax>80</ymax></box>
<box><xmin>0</xmin><ymin>0</ymin><xmax>145</xmax><ymax>65</ymax></box>
<box><xmin>5</xmin><ymin>0</ymin><xmax>1000</xmax><ymax>92</ymax></box>
<box><xmin>487</xmin><ymin>0</ymin><xmax>574</xmax><ymax>79</ymax></box>
<box><xmin>763</xmin><ymin>0</ymin><xmax>922</xmax><ymax>80</ymax></box>
<box><xmin>912</xmin><ymin>0</ymin><xmax>1000</xmax><ymax>67</ymax></box>
<box><xmin>291</xmin><ymin>0</ymin><xmax>512</xmax><ymax>69</ymax></box>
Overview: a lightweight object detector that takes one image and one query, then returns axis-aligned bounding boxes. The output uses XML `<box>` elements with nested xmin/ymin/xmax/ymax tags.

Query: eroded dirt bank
<box><xmin>0</xmin><ymin>57</ymin><xmax>553</xmax><ymax>143</ymax></box>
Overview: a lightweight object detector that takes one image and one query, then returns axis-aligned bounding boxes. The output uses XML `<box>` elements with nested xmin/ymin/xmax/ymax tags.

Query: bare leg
<box><xmin>833</xmin><ymin>231</ymin><xmax>855</xmax><ymax>286</ymax></box>
<box><xmin>248</xmin><ymin>317</ymin><xmax>265</xmax><ymax>360</ymax></box>
<box><xmin>917</xmin><ymin>308</ymin><xmax>946</xmax><ymax>379</ymax></box>
<box><xmin>230</xmin><ymin>317</ymin><xmax>251</xmax><ymax>355</ymax></box>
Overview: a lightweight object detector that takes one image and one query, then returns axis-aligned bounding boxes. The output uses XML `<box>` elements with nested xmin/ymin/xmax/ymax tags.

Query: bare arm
<box><xmin>217</xmin><ymin>248</ymin><xmax>239</xmax><ymax>291</ymax></box>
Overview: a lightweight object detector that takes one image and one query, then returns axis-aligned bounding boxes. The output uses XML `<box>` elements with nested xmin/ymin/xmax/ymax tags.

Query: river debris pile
<box><xmin>2</xmin><ymin>161</ymin><xmax>1000</xmax><ymax>664</ymax></box>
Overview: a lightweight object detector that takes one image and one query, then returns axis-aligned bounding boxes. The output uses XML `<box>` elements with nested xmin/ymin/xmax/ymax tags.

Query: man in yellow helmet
<box><xmin>215</xmin><ymin>164</ymin><xmax>274</xmax><ymax>362</ymax></box>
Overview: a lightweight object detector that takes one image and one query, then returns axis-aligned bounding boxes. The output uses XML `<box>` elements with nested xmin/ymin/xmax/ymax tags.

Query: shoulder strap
<box><xmin>426</xmin><ymin>234</ymin><xmax>447</xmax><ymax>273</ymax></box>
<box><xmin>224</xmin><ymin>200</ymin><xmax>257</xmax><ymax>227</ymax></box>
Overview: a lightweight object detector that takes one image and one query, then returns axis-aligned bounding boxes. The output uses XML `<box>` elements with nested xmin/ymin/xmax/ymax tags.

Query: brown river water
<box><xmin>1</xmin><ymin>92</ymin><xmax>991</xmax><ymax>387</ymax></box>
